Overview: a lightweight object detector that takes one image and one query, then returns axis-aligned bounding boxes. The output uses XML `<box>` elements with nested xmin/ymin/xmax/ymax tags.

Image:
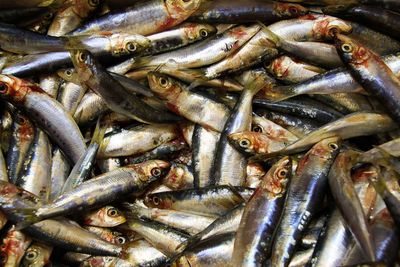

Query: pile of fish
<box><xmin>0</xmin><ymin>0</ymin><xmax>399</xmax><ymax>266</ymax></box>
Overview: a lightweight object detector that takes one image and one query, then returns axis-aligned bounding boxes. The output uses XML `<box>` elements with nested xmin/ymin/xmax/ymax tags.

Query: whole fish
<box><xmin>270</xmin><ymin>137</ymin><xmax>341</xmax><ymax>267</ymax></box>
<box><xmin>47</xmin><ymin>0</ymin><xmax>102</xmax><ymax>36</ymax></box>
<box><xmin>0</xmin><ymin>74</ymin><xmax>86</xmax><ymax>164</ymax></box>
<box><xmin>232</xmin><ymin>156</ymin><xmax>292</xmax><ymax>266</ymax></box>
<box><xmin>147</xmin><ymin>72</ymin><xmax>230</xmax><ymax>132</ymax></box>
<box><xmin>127</xmin><ymin>24</ymin><xmax>261</xmax><ymax>70</ymax></box>
<box><xmin>71</xmin><ymin>0</ymin><xmax>201</xmax><ymax>36</ymax></box>
<box><xmin>212</xmin><ymin>71</ymin><xmax>264</xmax><ymax>185</ymax></box>
<box><xmin>144</xmin><ymin>186</ymin><xmax>252</xmax><ymax>216</ymax></box>
<box><xmin>334</xmin><ymin>33</ymin><xmax>400</xmax><ymax>124</ymax></box>
<box><xmin>22</xmin><ymin>160</ymin><xmax>170</xmax><ymax>225</ymax></box>
<box><xmin>70</xmin><ymin>49</ymin><xmax>181</xmax><ymax>124</ymax></box>
<box><xmin>189</xmin><ymin>0</ymin><xmax>307</xmax><ymax>23</ymax></box>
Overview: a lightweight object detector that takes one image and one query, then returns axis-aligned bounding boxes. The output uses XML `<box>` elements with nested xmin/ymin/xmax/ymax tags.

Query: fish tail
<box><xmin>262</xmin><ymin>85</ymin><xmax>297</xmax><ymax>102</ymax></box>
<box><xmin>256</xmin><ymin>21</ymin><xmax>281</xmax><ymax>47</ymax></box>
<box><xmin>13</xmin><ymin>208</ymin><xmax>41</xmax><ymax>230</ymax></box>
<box><xmin>90</xmin><ymin>118</ymin><xmax>107</xmax><ymax>146</ymax></box>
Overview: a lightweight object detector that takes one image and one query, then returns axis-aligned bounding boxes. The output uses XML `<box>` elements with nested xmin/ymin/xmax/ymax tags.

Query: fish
<box><xmin>0</xmin><ymin>74</ymin><xmax>86</xmax><ymax>164</ymax></box>
<box><xmin>189</xmin><ymin>0</ymin><xmax>308</xmax><ymax>23</ymax></box>
<box><xmin>232</xmin><ymin>156</ymin><xmax>292</xmax><ymax>266</ymax></box>
<box><xmin>47</xmin><ymin>0</ymin><xmax>102</xmax><ymax>36</ymax></box>
<box><xmin>98</xmin><ymin>124</ymin><xmax>178</xmax><ymax>158</ymax></box>
<box><xmin>147</xmin><ymin>72</ymin><xmax>230</xmax><ymax>132</ymax></box>
<box><xmin>270</xmin><ymin>137</ymin><xmax>341</xmax><ymax>267</ymax></box>
<box><xmin>71</xmin><ymin>0</ymin><xmax>202</xmax><ymax>36</ymax></box>
<box><xmin>334</xmin><ymin>33</ymin><xmax>400</xmax><ymax>124</ymax></box>
<box><xmin>70</xmin><ymin>49</ymin><xmax>182</xmax><ymax>124</ymax></box>
<box><xmin>82</xmin><ymin>206</ymin><xmax>126</xmax><ymax>228</ymax></box>
<box><xmin>20</xmin><ymin>160</ymin><xmax>171</xmax><ymax>225</ymax></box>
<box><xmin>212</xmin><ymin>70</ymin><xmax>265</xmax><ymax>185</ymax></box>
<box><xmin>251</xmin><ymin>112</ymin><xmax>396</xmax><ymax>160</ymax></box>
<box><xmin>144</xmin><ymin>186</ymin><xmax>252</xmax><ymax>216</ymax></box>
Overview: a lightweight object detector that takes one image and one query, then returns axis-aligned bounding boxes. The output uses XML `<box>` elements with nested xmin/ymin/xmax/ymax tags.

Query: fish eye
<box><xmin>77</xmin><ymin>51</ymin><xmax>87</xmax><ymax>62</ymax></box>
<box><xmin>125</xmin><ymin>42</ymin><xmax>137</xmax><ymax>52</ymax></box>
<box><xmin>65</xmin><ymin>69</ymin><xmax>73</xmax><ymax>76</ymax></box>
<box><xmin>158</xmin><ymin>77</ymin><xmax>169</xmax><ymax>88</ymax></box>
<box><xmin>44</xmin><ymin>12</ymin><xmax>53</xmax><ymax>20</ymax></box>
<box><xmin>328</xmin><ymin>142</ymin><xmax>339</xmax><ymax>150</ymax></box>
<box><xmin>341</xmin><ymin>43</ymin><xmax>353</xmax><ymax>53</ymax></box>
<box><xmin>182</xmin><ymin>0</ymin><xmax>192</xmax><ymax>2</ymax></box>
<box><xmin>25</xmin><ymin>250</ymin><xmax>38</xmax><ymax>261</ymax></box>
<box><xmin>107</xmin><ymin>207</ymin><xmax>119</xmax><ymax>217</ymax></box>
<box><xmin>277</xmin><ymin>169</ymin><xmax>287</xmax><ymax>178</ymax></box>
<box><xmin>0</xmin><ymin>82</ymin><xmax>9</xmax><ymax>94</ymax></box>
<box><xmin>88</xmin><ymin>0</ymin><xmax>100</xmax><ymax>7</ymax></box>
<box><xmin>152</xmin><ymin>196</ymin><xmax>160</xmax><ymax>205</ymax></box>
<box><xmin>239</xmin><ymin>138</ymin><xmax>251</xmax><ymax>148</ymax></box>
<box><xmin>116</xmin><ymin>236</ymin><xmax>126</xmax><ymax>244</ymax></box>
<box><xmin>151</xmin><ymin>167</ymin><xmax>162</xmax><ymax>177</ymax></box>
<box><xmin>199</xmin><ymin>29</ymin><xmax>208</xmax><ymax>38</ymax></box>
<box><xmin>289</xmin><ymin>6</ymin><xmax>298</xmax><ymax>14</ymax></box>
<box><xmin>252</xmin><ymin>125</ymin><xmax>263</xmax><ymax>133</ymax></box>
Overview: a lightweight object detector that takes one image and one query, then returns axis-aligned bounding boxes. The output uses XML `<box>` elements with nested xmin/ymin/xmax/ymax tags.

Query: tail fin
<box><xmin>13</xmin><ymin>208</ymin><xmax>41</xmax><ymax>230</ymax></box>
<box><xmin>256</xmin><ymin>21</ymin><xmax>281</xmax><ymax>47</ymax></box>
<box><xmin>90</xmin><ymin>118</ymin><xmax>107</xmax><ymax>146</ymax></box>
<box><xmin>261</xmin><ymin>85</ymin><xmax>298</xmax><ymax>102</ymax></box>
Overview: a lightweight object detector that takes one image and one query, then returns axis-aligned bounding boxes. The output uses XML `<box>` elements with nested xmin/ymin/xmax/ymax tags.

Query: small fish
<box><xmin>82</xmin><ymin>206</ymin><xmax>126</xmax><ymax>228</ymax></box>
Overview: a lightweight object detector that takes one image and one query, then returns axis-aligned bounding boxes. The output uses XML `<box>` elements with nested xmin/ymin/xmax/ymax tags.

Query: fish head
<box><xmin>312</xmin><ymin>15</ymin><xmax>352</xmax><ymax>40</ymax></box>
<box><xmin>0</xmin><ymin>228</ymin><xmax>30</xmax><ymax>267</ymax></box>
<box><xmin>334</xmin><ymin>33</ymin><xmax>372</xmax><ymax>65</ymax></box>
<box><xmin>144</xmin><ymin>194</ymin><xmax>173</xmax><ymax>209</ymax></box>
<box><xmin>274</xmin><ymin>3</ymin><xmax>308</xmax><ymax>18</ymax></box>
<box><xmin>135</xmin><ymin>160</ymin><xmax>171</xmax><ymax>182</ymax></box>
<box><xmin>57</xmin><ymin>68</ymin><xmax>80</xmax><ymax>83</ymax></box>
<box><xmin>165</xmin><ymin>0</ymin><xmax>202</xmax><ymax>19</ymax></box>
<box><xmin>83</xmin><ymin>205</ymin><xmax>126</xmax><ymax>227</ymax></box>
<box><xmin>110</xmin><ymin>33</ymin><xmax>151</xmax><ymax>56</ymax></box>
<box><xmin>22</xmin><ymin>243</ymin><xmax>52</xmax><ymax>267</ymax></box>
<box><xmin>229</xmin><ymin>131</ymin><xmax>279</xmax><ymax>154</ymax></box>
<box><xmin>261</xmin><ymin>156</ymin><xmax>292</xmax><ymax>197</ymax></box>
<box><xmin>147</xmin><ymin>72</ymin><xmax>182</xmax><ymax>98</ymax></box>
<box><xmin>183</xmin><ymin>23</ymin><xmax>217</xmax><ymax>41</ymax></box>
<box><xmin>228</xmin><ymin>132</ymin><xmax>259</xmax><ymax>154</ymax></box>
<box><xmin>69</xmin><ymin>49</ymin><xmax>96</xmax><ymax>82</ymax></box>
<box><xmin>74</xmin><ymin>0</ymin><xmax>102</xmax><ymax>16</ymax></box>
<box><xmin>0</xmin><ymin>75</ymin><xmax>36</xmax><ymax>103</ymax></box>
